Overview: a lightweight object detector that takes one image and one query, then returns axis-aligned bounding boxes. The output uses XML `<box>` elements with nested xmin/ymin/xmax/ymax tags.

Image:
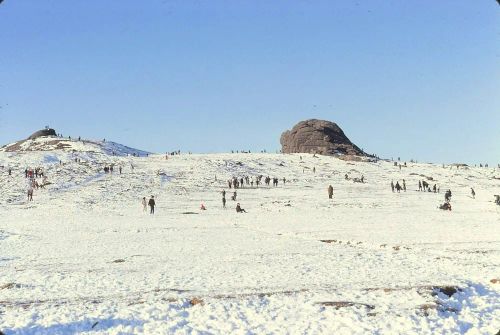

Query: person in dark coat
<box><xmin>445</xmin><ymin>190</ymin><xmax>452</xmax><ymax>202</ymax></box>
<box><xmin>471</xmin><ymin>188</ymin><xmax>475</xmax><ymax>199</ymax></box>
<box><xmin>236</xmin><ymin>203</ymin><xmax>246</xmax><ymax>213</ymax></box>
<box><xmin>395</xmin><ymin>182</ymin><xmax>402</xmax><ymax>193</ymax></box>
<box><xmin>148</xmin><ymin>196</ymin><xmax>156</xmax><ymax>214</ymax></box>
<box><xmin>328</xmin><ymin>185</ymin><xmax>333</xmax><ymax>199</ymax></box>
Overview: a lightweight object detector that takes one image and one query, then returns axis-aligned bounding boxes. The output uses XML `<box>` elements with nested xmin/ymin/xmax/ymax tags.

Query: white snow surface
<box><xmin>0</xmin><ymin>145</ymin><xmax>499</xmax><ymax>334</ymax></box>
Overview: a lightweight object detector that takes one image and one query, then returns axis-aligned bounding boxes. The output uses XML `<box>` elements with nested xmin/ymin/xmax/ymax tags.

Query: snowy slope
<box><xmin>0</xmin><ymin>145</ymin><xmax>499</xmax><ymax>334</ymax></box>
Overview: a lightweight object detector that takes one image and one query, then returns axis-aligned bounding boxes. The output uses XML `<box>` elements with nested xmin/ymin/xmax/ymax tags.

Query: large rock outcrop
<box><xmin>280</xmin><ymin>119</ymin><xmax>365</xmax><ymax>156</ymax></box>
<box><xmin>28</xmin><ymin>128</ymin><xmax>57</xmax><ymax>140</ymax></box>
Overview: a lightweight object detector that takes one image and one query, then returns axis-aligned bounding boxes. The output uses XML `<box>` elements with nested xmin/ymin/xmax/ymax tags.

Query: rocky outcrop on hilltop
<box><xmin>28</xmin><ymin>128</ymin><xmax>57</xmax><ymax>140</ymax></box>
<box><xmin>280</xmin><ymin>119</ymin><xmax>365</xmax><ymax>156</ymax></box>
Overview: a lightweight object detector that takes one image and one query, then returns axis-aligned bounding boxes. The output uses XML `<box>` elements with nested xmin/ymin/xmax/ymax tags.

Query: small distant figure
<box><xmin>232</xmin><ymin>191</ymin><xmax>237</xmax><ymax>201</ymax></box>
<box><xmin>361</xmin><ymin>175</ymin><xmax>364</xmax><ymax>183</ymax></box>
<box><xmin>313</xmin><ymin>167</ymin><xmax>316</xmax><ymax>174</ymax></box>
<box><xmin>142</xmin><ymin>197</ymin><xmax>147</xmax><ymax>212</ymax></box>
<box><xmin>328</xmin><ymin>185</ymin><xmax>333</xmax><ymax>199</ymax></box>
<box><xmin>148</xmin><ymin>196</ymin><xmax>155</xmax><ymax>214</ymax></box>
<box><xmin>222</xmin><ymin>195</ymin><xmax>226</xmax><ymax>208</ymax></box>
<box><xmin>236</xmin><ymin>203</ymin><xmax>247</xmax><ymax>213</ymax></box>
<box><xmin>200</xmin><ymin>203</ymin><xmax>206</xmax><ymax>211</ymax></box>
<box><xmin>402</xmin><ymin>179</ymin><xmax>406</xmax><ymax>192</ymax></box>
<box><xmin>471</xmin><ymin>188</ymin><xmax>475</xmax><ymax>199</ymax></box>
<box><xmin>391</xmin><ymin>181</ymin><xmax>395</xmax><ymax>192</ymax></box>
<box><xmin>27</xmin><ymin>188</ymin><xmax>33</xmax><ymax>201</ymax></box>
<box><xmin>119</xmin><ymin>166</ymin><xmax>122</xmax><ymax>174</ymax></box>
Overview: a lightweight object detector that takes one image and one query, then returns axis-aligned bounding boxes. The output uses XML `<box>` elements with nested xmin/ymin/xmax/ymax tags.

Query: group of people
<box><xmin>418</xmin><ymin>180</ymin><xmax>439</xmax><ymax>193</ymax></box>
<box><xmin>142</xmin><ymin>196</ymin><xmax>156</xmax><ymax>214</ymax></box>
<box><xmin>390</xmin><ymin>180</ymin><xmax>406</xmax><ymax>193</ymax></box>
<box><xmin>24</xmin><ymin>167</ymin><xmax>49</xmax><ymax>201</ymax></box>
<box><xmin>226</xmin><ymin>175</ymin><xmax>287</xmax><ymax>189</ymax></box>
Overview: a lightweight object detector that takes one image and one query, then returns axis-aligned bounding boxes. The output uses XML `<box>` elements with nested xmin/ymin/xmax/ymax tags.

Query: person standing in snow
<box><xmin>395</xmin><ymin>181</ymin><xmax>401</xmax><ymax>193</ymax></box>
<box><xmin>222</xmin><ymin>195</ymin><xmax>226</xmax><ymax>208</ymax></box>
<box><xmin>471</xmin><ymin>188</ymin><xmax>475</xmax><ymax>199</ymax></box>
<box><xmin>402</xmin><ymin>179</ymin><xmax>406</xmax><ymax>192</ymax></box>
<box><xmin>328</xmin><ymin>185</ymin><xmax>333</xmax><ymax>199</ymax></box>
<box><xmin>148</xmin><ymin>196</ymin><xmax>155</xmax><ymax>214</ymax></box>
<box><xmin>445</xmin><ymin>190</ymin><xmax>452</xmax><ymax>202</ymax></box>
<box><xmin>418</xmin><ymin>181</ymin><xmax>422</xmax><ymax>191</ymax></box>
<box><xmin>391</xmin><ymin>181</ymin><xmax>395</xmax><ymax>192</ymax></box>
<box><xmin>27</xmin><ymin>187</ymin><xmax>33</xmax><ymax>201</ymax></box>
<box><xmin>142</xmin><ymin>197</ymin><xmax>147</xmax><ymax>212</ymax></box>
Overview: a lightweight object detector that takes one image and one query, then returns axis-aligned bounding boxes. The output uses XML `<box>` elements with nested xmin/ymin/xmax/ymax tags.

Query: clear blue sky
<box><xmin>0</xmin><ymin>1</ymin><xmax>499</xmax><ymax>164</ymax></box>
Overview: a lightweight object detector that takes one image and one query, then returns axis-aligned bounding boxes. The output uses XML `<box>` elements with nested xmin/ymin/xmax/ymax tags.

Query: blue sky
<box><xmin>0</xmin><ymin>0</ymin><xmax>498</xmax><ymax>163</ymax></box>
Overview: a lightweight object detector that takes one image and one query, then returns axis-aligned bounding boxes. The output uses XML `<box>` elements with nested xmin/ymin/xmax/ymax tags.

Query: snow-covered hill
<box><xmin>0</xmin><ymin>144</ymin><xmax>499</xmax><ymax>334</ymax></box>
<box><xmin>0</xmin><ymin>136</ymin><xmax>150</xmax><ymax>157</ymax></box>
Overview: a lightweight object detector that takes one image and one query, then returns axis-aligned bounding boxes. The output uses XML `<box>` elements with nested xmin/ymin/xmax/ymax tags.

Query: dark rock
<box><xmin>280</xmin><ymin>119</ymin><xmax>365</xmax><ymax>156</ymax></box>
<box><xmin>190</xmin><ymin>297</ymin><xmax>204</xmax><ymax>306</ymax></box>
<box><xmin>432</xmin><ymin>286</ymin><xmax>459</xmax><ymax>297</ymax></box>
<box><xmin>28</xmin><ymin>128</ymin><xmax>57</xmax><ymax>140</ymax></box>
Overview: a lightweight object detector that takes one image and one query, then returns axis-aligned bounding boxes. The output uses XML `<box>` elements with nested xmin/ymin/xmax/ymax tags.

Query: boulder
<box><xmin>280</xmin><ymin>119</ymin><xmax>365</xmax><ymax>156</ymax></box>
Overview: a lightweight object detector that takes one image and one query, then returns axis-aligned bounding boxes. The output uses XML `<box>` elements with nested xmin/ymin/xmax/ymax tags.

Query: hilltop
<box><xmin>1</xmin><ymin>133</ymin><xmax>150</xmax><ymax>157</ymax></box>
